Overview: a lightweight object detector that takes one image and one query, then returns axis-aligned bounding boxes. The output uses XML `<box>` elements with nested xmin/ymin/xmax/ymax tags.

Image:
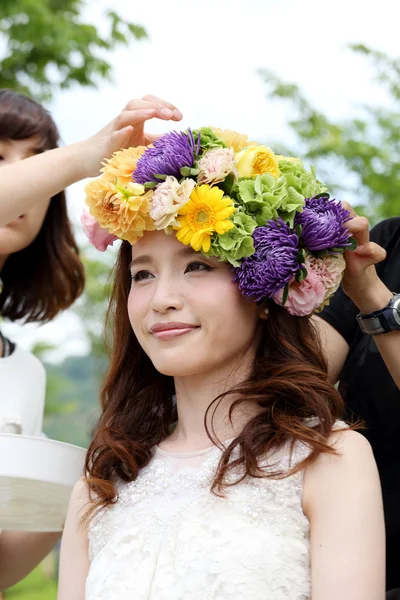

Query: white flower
<box><xmin>197</xmin><ymin>147</ymin><xmax>236</xmax><ymax>185</ymax></box>
<box><xmin>150</xmin><ymin>176</ymin><xmax>196</xmax><ymax>232</ymax></box>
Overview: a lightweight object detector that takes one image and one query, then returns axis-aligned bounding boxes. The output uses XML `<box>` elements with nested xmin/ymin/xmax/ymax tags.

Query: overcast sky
<box><xmin>4</xmin><ymin>0</ymin><xmax>400</xmax><ymax>360</ymax></box>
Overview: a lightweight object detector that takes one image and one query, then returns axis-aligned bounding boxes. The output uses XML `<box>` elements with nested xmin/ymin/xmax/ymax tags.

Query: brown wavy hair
<box><xmin>0</xmin><ymin>89</ymin><xmax>84</xmax><ymax>323</ymax></box>
<box><xmin>84</xmin><ymin>239</ymin><xmax>346</xmax><ymax>521</ymax></box>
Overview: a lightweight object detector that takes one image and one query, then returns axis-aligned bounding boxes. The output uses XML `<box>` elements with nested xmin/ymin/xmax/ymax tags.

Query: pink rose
<box><xmin>80</xmin><ymin>211</ymin><xmax>118</xmax><ymax>252</ymax></box>
<box><xmin>305</xmin><ymin>253</ymin><xmax>346</xmax><ymax>299</ymax></box>
<box><xmin>273</xmin><ymin>269</ymin><xmax>326</xmax><ymax>317</ymax></box>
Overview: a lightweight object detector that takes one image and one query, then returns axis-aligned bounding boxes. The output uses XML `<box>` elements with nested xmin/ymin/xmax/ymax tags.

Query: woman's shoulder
<box><xmin>68</xmin><ymin>478</ymin><xmax>92</xmax><ymax>526</ymax></box>
<box><xmin>302</xmin><ymin>429</ymin><xmax>377</xmax><ymax>514</ymax></box>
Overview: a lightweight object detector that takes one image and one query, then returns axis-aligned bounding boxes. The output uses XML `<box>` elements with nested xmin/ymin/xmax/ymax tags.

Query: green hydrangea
<box><xmin>235</xmin><ymin>173</ymin><xmax>305</xmax><ymax>227</ymax></box>
<box><xmin>206</xmin><ymin>212</ymin><xmax>257</xmax><ymax>267</ymax></box>
<box><xmin>234</xmin><ymin>159</ymin><xmax>328</xmax><ymax>227</ymax></box>
<box><xmin>192</xmin><ymin>127</ymin><xmax>227</xmax><ymax>152</ymax></box>
<box><xmin>278</xmin><ymin>158</ymin><xmax>327</xmax><ymax>199</ymax></box>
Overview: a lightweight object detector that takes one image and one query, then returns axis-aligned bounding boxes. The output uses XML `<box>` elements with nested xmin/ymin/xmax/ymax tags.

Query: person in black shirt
<box><xmin>316</xmin><ymin>215</ymin><xmax>400</xmax><ymax>597</ymax></box>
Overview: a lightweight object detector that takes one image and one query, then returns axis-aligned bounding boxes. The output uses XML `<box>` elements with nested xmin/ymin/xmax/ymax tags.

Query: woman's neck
<box><xmin>166</xmin><ymin>349</ymin><xmax>258</xmax><ymax>452</ymax></box>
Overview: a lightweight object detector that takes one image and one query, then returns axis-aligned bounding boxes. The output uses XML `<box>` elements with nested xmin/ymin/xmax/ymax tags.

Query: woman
<box><xmin>0</xmin><ymin>92</ymin><xmax>182</xmax><ymax>590</ymax></box>
<box><xmin>58</xmin><ymin>123</ymin><xmax>385</xmax><ymax>599</ymax></box>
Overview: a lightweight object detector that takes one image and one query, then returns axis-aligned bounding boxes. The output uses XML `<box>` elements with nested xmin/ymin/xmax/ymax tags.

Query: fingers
<box><xmin>141</xmin><ymin>95</ymin><xmax>183</xmax><ymax>120</ymax></box>
<box><xmin>114</xmin><ymin>108</ymin><xmax>157</xmax><ymax>131</ymax></box>
<box><xmin>123</xmin><ymin>97</ymin><xmax>182</xmax><ymax>121</ymax></box>
<box><xmin>340</xmin><ymin>199</ymin><xmax>370</xmax><ymax>248</ymax></box>
<box><xmin>145</xmin><ymin>133</ymin><xmax>162</xmax><ymax>144</ymax></box>
<box><xmin>340</xmin><ymin>200</ymin><xmax>357</xmax><ymax>219</ymax></box>
<box><xmin>353</xmin><ymin>241</ymin><xmax>386</xmax><ymax>265</ymax></box>
<box><xmin>111</xmin><ymin>125</ymin><xmax>134</xmax><ymax>151</ymax></box>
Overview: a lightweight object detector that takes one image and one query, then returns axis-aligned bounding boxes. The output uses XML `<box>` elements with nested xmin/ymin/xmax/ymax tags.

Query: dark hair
<box><xmin>0</xmin><ymin>89</ymin><xmax>84</xmax><ymax>322</ymax></box>
<box><xmin>84</xmin><ymin>240</ymin><xmax>345</xmax><ymax>521</ymax></box>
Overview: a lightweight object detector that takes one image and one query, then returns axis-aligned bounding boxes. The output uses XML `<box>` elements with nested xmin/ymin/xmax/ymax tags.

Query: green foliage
<box><xmin>43</xmin><ymin>352</ymin><xmax>106</xmax><ymax>447</ymax></box>
<box><xmin>73</xmin><ymin>249</ymin><xmax>115</xmax><ymax>360</ymax></box>
<box><xmin>259</xmin><ymin>44</ymin><xmax>400</xmax><ymax>222</ymax></box>
<box><xmin>206</xmin><ymin>212</ymin><xmax>256</xmax><ymax>267</ymax></box>
<box><xmin>6</xmin><ymin>562</ymin><xmax>57</xmax><ymax>599</ymax></box>
<box><xmin>0</xmin><ymin>0</ymin><xmax>147</xmax><ymax>100</ymax></box>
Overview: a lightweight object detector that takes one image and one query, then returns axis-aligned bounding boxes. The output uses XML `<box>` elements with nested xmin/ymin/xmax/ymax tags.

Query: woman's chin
<box><xmin>152</xmin><ymin>359</ymin><xmax>205</xmax><ymax>378</ymax></box>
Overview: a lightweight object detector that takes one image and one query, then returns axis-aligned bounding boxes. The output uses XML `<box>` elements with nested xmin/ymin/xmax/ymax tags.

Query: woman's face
<box><xmin>128</xmin><ymin>230</ymin><xmax>262</xmax><ymax>378</ymax></box>
<box><xmin>0</xmin><ymin>136</ymin><xmax>51</xmax><ymax>260</ymax></box>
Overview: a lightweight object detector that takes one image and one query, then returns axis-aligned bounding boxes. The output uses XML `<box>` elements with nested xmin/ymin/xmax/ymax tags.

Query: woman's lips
<box><xmin>150</xmin><ymin>323</ymin><xmax>199</xmax><ymax>340</ymax></box>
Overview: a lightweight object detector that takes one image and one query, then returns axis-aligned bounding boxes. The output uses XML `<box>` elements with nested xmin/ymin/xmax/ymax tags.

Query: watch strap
<box><xmin>356</xmin><ymin>293</ymin><xmax>400</xmax><ymax>335</ymax></box>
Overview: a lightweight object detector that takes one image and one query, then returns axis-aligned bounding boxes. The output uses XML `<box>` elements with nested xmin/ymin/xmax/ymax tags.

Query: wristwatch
<box><xmin>356</xmin><ymin>292</ymin><xmax>400</xmax><ymax>335</ymax></box>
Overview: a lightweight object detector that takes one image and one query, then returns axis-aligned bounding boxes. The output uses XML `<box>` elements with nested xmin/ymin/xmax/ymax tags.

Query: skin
<box><xmin>58</xmin><ymin>233</ymin><xmax>384</xmax><ymax>600</ymax></box>
<box><xmin>0</xmin><ymin>96</ymin><xmax>183</xmax><ymax>591</ymax></box>
<box><xmin>0</xmin><ymin>94</ymin><xmax>383</xmax><ymax>597</ymax></box>
<box><xmin>0</xmin><ymin>137</ymin><xmax>58</xmax><ymax>591</ymax></box>
<box><xmin>0</xmin><ymin>136</ymin><xmax>52</xmax><ymax>270</ymax></box>
<box><xmin>128</xmin><ymin>230</ymin><xmax>264</xmax><ymax>448</ymax></box>
<box><xmin>314</xmin><ymin>204</ymin><xmax>400</xmax><ymax>390</ymax></box>
<box><xmin>0</xmin><ymin>95</ymin><xmax>183</xmax><ymax>227</ymax></box>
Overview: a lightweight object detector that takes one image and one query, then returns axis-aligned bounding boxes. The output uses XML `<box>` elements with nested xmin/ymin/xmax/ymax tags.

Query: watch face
<box><xmin>393</xmin><ymin>296</ymin><xmax>400</xmax><ymax>326</ymax></box>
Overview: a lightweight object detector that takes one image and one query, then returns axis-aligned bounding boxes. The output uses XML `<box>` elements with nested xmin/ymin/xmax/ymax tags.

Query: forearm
<box><xmin>0</xmin><ymin>531</ymin><xmax>60</xmax><ymax>590</ymax></box>
<box><xmin>0</xmin><ymin>143</ymin><xmax>87</xmax><ymax>226</ymax></box>
<box><xmin>351</xmin><ymin>280</ymin><xmax>400</xmax><ymax>390</ymax></box>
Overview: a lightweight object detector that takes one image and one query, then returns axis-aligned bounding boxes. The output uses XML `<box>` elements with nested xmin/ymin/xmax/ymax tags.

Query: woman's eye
<box><xmin>130</xmin><ymin>270</ymin><xmax>154</xmax><ymax>282</ymax></box>
<box><xmin>185</xmin><ymin>261</ymin><xmax>213</xmax><ymax>273</ymax></box>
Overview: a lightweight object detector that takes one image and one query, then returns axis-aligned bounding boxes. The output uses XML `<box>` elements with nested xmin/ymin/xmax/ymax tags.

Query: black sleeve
<box><xmin>369</xmin><ymin>217</ymin><xmax>400</xmax><ymax>249</ymax></box>
<box><xmin>318</xmin><ymin>217</ymin><xmax>400</xmax><ymax>344</ymax></box>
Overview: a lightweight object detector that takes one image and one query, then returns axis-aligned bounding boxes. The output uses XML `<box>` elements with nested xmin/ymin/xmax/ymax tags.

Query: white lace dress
<box><xmin>86</xmin><ymin>439</ymin><xmax>312</xmax><ymax>600</ymax></box>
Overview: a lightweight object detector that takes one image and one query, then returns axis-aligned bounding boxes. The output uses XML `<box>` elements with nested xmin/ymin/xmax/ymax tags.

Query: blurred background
<box><xmin>1</xmin><ymin>0</ymin><xmax>400</xmax><ymax>596</ymax></box>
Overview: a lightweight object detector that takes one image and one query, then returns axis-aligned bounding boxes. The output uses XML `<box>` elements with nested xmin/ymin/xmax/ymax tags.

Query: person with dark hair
<box><xmin>314</xmin><ymin>214</ymin><xmax>400</xmax><ymax>599</ymax></box>
<box><xmin>58</xmin><ymin>122</ymin><xmax>384</xmax><ymax>599</ymax></box>
<box><xmin>0</xmin><ymin>92</ymin><xmax>183</xmax><ymax>590</ymax></box>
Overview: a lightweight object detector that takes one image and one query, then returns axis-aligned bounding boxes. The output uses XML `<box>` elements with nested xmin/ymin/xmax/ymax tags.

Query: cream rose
<box><xmin>235</xmin><ymin>145</ymin><xmax>280</xmax><ymax>179</ymax></box>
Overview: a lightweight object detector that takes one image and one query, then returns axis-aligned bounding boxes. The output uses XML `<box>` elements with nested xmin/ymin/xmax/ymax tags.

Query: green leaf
<box><xmin>347</xmin><ymin>237</ymin><xmax>358</xmax><ymax>251</ymax></box>
<box><xmin>0</xmin><ymin>1</ymin><xmax>147</xmax><ymax>101</ymax></box>
<box><xmin>281</xmin><ymin>282</ymin><xmax>290</xmax><ymax>306</ymax></box>
<box><xmin>295</xmin><ymin>224</ymin><xmax>303</xmax><ymax>237</ymax></box>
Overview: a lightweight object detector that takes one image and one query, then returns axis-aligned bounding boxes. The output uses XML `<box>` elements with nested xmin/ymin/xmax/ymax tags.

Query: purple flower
<box><xmin>294</xmin><ymin>195</ymin><xmax>352</xmax><ymax>252</ymax></box>
<box><xmin>234</xmin><ymin>218</ymin><xmax>301</xmax><ymax>300</ymax></box>
<box><xmin>133</xmin><ymin>129</ymin><xmax>197</xmax><ymax>184</ymax></box>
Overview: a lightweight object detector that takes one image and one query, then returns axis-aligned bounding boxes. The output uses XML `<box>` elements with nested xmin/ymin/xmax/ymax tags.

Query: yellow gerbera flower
<box><xmin>212</xmin><ymin>127</ymin><xmax>258</xmax><ymax>153</ymax></box>
<box><xmin>175</xmin><ymin>184</ymin><xmax>235</xmax><ymax>253</ymax></box>
<box><xmin>85</xmin><ymin>177</ymin><xmax>155</xmax><ymax>245</ymax></box>
<box><xmin>101</xmin><ymin>146</ymin><xmax>148</xmax><ymax>186</ymax></box>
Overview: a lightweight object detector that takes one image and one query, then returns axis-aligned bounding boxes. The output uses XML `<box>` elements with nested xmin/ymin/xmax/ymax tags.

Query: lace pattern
<box><xmin>86</xmin><ymin>436</ymin><xmax>315</xmax><ymax>600</ymax></box>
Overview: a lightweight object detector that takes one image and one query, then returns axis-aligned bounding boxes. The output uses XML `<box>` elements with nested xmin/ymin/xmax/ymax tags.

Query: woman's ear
<box><xmin>259</xmin><ymin>306</ymin><xmax>269</xmax><ymax>320</ymax></box>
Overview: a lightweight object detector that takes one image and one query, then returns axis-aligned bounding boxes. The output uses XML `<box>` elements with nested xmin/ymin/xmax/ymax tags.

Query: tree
<box><xmin>260</xmin><ymin>44</ymin><xmax>400</xmax><ymax>222</ymax></box>
<box><xmin>0</xmin><ymin>0</ymin><xmax>147</xmax><ymax>100</ymax></box>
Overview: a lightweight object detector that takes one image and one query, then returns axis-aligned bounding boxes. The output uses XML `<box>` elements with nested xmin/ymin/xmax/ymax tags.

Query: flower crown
<box><xmin>82</xmin><ymin>127</ymin><xmax>354</xmax><ymax>317</ymax></box>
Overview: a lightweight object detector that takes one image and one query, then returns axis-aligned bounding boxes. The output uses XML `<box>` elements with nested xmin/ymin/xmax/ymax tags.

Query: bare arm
<box><xmin>0</xmin><ymin>531</ymin><xmax>60</xmax><ymax>590</ymax></box>
<box><xmin>0</xmin><ymin>95</ymin><xmax>182</xmax><ymax>226</ymax></box>
<box><xmin>57</xmin><ymin>480</ymin><xmax>90</xmax><ymax>600</ymax></box>
<box><xmin>312</xmin><ymin>316</ymin><xmax>349</xmax><ymax>384</ymax></box>
<box><xmin>341</xmin><ymin>210</ymin><xmax>400</xmax><ymax>390</ymax></box>
<box><xmin>350</xmin><ymin>278</ymin><xmax>400</xmax><ymax>391</ymax></box>
<box><xmin>304</xmin><ymin>430</ymin><xmax>385</xmax><ymax>600</ymax></box>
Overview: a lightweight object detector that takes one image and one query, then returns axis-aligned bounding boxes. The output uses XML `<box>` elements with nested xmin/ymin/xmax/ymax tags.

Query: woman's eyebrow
<box><xmin>129</xmin><ymin>246</ymin><xmax>199</xmax><ymax>270</ymax></box>
<box><xmin>128</xmin><ymin>255</ymin><xmax>153</xmax><ymax>269</ymax></box>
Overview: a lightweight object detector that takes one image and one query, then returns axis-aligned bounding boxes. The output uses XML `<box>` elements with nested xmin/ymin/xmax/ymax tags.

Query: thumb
<box><xmin>110</xmin><ymin>125</ymin><xmax>134</xmax><ymax>152</ymax></box>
